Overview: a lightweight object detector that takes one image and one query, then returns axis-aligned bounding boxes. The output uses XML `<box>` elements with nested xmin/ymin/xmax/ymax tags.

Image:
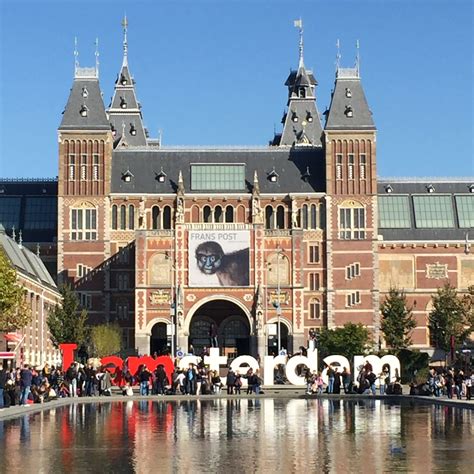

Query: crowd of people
<box><xmin>1</xmin><ymin>356</ymin><xmax>473</xmax><ymax>409</ymax></box>
<box><xmin>424</xmin><ymin>368</ymin><xmax>473</xmax><ymax>400</ymax></box>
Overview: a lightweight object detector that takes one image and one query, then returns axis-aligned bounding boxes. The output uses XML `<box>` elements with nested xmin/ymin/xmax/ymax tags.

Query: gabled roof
<box><xmin>0</xmin><ymin>225</ymin><xmax>57</xmax><ymax>290</ymax></box>
<box><xmin>325</xmin><ymin>68</ymin><xmax>375</xmax><ymax>131</ymax></box>
<box><xmin>59</xmin><ymin>76</ymin><xmax>110</xmax><ymax>131</ymax></box>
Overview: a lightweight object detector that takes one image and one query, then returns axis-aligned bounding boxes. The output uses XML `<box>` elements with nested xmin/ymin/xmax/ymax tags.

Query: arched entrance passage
<box><xmin>189</xmin><ymin>300</ymin><xmax>250</xmax><ymax>357</ymax></box>
<box><xmin>267</xmin><ymin>322</ymin><xmax>289</xmax><ymax>356</ymax></box>
<box><xmin>150</xmin><ymin>322</ymin><xmax>170</xmax><ymax>356</ymax></box>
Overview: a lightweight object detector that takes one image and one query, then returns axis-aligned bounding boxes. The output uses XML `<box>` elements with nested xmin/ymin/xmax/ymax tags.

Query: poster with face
<box><xmin>188</xmin><ymin>230</ymin><xmax>250</xmax><ymax>287</ymax></box>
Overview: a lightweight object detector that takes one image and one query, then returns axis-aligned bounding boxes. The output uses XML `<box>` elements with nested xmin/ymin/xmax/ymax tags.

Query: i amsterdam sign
<box><xmin>59</xmin><ymin>345</ymin><xmax>401</xmax><ymax>387</ymax></box>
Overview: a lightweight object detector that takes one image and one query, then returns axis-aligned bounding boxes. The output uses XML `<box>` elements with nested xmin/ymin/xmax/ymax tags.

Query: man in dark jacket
<box><xmin>20</xmin><ymin>365</ymin><xmax>33</xmax><ymax>405</ymax></box>
<box><xmin>0</xmin><ymin>365</ymin><xmax>7</xmax><ymax>408</ymax></box>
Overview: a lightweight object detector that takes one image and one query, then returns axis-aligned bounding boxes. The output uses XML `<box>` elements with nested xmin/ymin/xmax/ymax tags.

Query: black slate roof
<box><xmin>59</xmin><ymin>77</ymin><xmax>110</xmax><ymax>131</ymax></box>
<box><xmin>325</xmin><ymin>69</ymin><xmax>375</xmax><ymax>131</ymax></box>
<box><xmin>111</xmin><ymin>147</ymin><xmax>326</xmax><ymax>194</ymax></box>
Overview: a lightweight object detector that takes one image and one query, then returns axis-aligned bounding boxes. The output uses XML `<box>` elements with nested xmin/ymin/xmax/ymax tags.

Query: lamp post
<box><xmin>166</xmin><ymin>251</ymin><xmax>176</xmax><ymax>356</ymax></box>
<box><xmin>276</xmin><ymin>246</ymin><xmax>282</xmax><ymax>353</ymax></box>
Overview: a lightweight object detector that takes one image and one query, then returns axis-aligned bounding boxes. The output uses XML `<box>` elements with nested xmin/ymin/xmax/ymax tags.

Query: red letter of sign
<box><xmin>59</xmin><ymin>343</ymin><xmax>77</xmax><ymax>371</ymax></box>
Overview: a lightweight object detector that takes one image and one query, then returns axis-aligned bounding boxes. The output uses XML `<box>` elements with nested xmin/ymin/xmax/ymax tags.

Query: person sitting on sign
<box><xmin>209</xmin><ymin>323</ymin><xmax>218</xmax><ymax>348</ymax></box>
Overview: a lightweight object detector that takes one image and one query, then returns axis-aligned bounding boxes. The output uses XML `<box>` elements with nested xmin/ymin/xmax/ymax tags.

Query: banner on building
<box><xmin>188</xmin><ymin>230</ymin><xmax>250</xmax><ymax>287</ymax></box>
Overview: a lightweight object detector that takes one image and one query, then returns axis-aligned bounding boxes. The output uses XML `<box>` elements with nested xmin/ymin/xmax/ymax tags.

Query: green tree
<box><xmin>380</xmin><ymin>288</ymin><xmax>416</xmax><ymax>351</ymax></box>
<box><xmin>317</xmin><ymin>323</ymin><xmax>372</xmax><ymax>362</ymax></box>
<box><xmin>461</xmin><ymin>285</ymin><xmax>474</xmax><ymax>331</ymax></box>
<box><xmin>47</xmin><ymin>284</ymin><xmax>89</xmax><ymax>348</ymax></box>
<box><xmin>90</xmin><ymin>324</ymin><xmax>122</xmax><ymax>358</ymax></box>
<box><xmin>0</xmin><ymin>249</ymin><xmax>32</xmax><ymax>331</ymax></box>
<box><xmin>428</xmin><ymin>283</ymin><xmax>471</xmax><ymax>351</ymax></box>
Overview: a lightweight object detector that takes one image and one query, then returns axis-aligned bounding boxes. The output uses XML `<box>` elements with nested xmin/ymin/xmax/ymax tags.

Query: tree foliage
<box><xmin>380</xmin><ymin>287</ymin><xmax>416</xmax><ymax>351</ymax></box>
<box><xmin>0</xmin><ymin>249</ymin><xmax>32</xmax><ymax>332</ymax></box>
<box><xmin>428</xmin><ymin>283</ymin><xmax>471</xmax><ymax>351</ymax></box>
<box><xmin>317</xmin><ymin>323</ymin><xmax>372</xmax><ymax>361</ymax></box>
<box><xmin>461</xmin><ymin>285</ymin><xmax>474</xmax><ymax>331</ymax></box>
<box><xmin>47</xmin><ymin>284</ymin><xmax>89</xmax><ymax>348</ymax></box>
<box><xmin>90</xmin><ymin>324</ymin><xmax>122</xmax><ymax>358</ymax></box>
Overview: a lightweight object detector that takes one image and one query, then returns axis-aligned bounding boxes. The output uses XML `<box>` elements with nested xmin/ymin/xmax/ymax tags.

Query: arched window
<box><xmin>302</xmin><ymin>204</ymin><xmax>309</xmax><ymax>229</ymax></box>
<box><xmin>152</xmin><ymin>206</ymin><xmax>160</xmax><ymax>230</ymax></box>
<box><xmin>265</xmin><ymin>206</ymin><xmax>274</xmax><ymax>229</ymax></box>
<box><xmin>276</xmin><ymin>205</ymin><xmax>285</xmax><ymax>229</ymax></box>
<box><xmin>120</xmin><ymin>205</ymin><xmax>126</xmax><ymax>230</ymax></box>
<box><xmin>225</xmin><ymin>205</ymin><xmax>234</xmax><ymax>223</ymax></box>
<box><xmin>310</xmin><ymin>204</ymin><xmax>317</xmax><ymax>229</ymax></box>
<box><xmin>128</xmin><ymin>205</ymin><xmax>135</xmax><ymax>230</ymax></box>
<box><xmin>163</xmin><ymin>206</ymin><xmax>172</xmax><ymax>229</ymax></box>
<box><xmin>203</xmin><ymin>205</ymin><xmax>212</xmax><ymax>223</ymax></box>
<box><xmin>309</xmin><ymin>298</ymin><xmax>321</xmax><ymax>320</ymax></box>
<box><xmin>111</xmin><ymin>205</ymin><xmax>118</xmax><ymax>230</ymax></box>
<box><xmin>214</xmin><ymin>205</ymin><xmax>223</xmax><ymax>223</ymax></box>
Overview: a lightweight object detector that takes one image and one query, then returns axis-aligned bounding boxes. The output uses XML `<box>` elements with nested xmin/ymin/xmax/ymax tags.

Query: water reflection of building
<box><xmin>1</xmin><ymin>400</ymin><xmax>473</xmax><ymax>471</ymax></box>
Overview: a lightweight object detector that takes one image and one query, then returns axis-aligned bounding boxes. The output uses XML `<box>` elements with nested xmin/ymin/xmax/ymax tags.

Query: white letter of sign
<box><xmin>284</xmin><ymin>349</ymin><xmax>319</xmax><ymax>386</ymax></box>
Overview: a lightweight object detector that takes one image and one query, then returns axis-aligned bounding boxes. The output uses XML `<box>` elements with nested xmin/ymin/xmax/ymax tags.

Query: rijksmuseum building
<box><xmin>1</xmin><ymin>23</ymin><xmax>473</xmax><ymax>358</ymax></box>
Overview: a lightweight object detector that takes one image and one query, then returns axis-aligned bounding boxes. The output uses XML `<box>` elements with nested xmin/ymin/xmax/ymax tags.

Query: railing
<box><xmin>337</xmin><ymin>67</ymin><xmax>359</xmax><ymax>79</ymax></box>
<box><xmin>187</xmin><ymin>223</ymin><xmax>251</xmax><ymax>231</ymax></box>
<box><xmin>0</xmin><ymin>177</ymin><xmax>58</xmax><ymax>182</ymax></box>
<box><xmin>264</xmin><ymin>229</ymin><xmax>292</xmax><ymax>237</ymax></box>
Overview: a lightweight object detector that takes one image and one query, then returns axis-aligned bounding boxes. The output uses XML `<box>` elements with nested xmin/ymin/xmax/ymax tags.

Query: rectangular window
<box><xmin>346</xmin><ymin>263</ymin><xmax>361</xmax><ymax>280</ymax></box>
<box><xmin>339</xmin><ymin>207</ymin><xmax>365</xmax><ymax>240</ymax></box>
<box><xmin>81</xmin><ymin>154</ymin><xmax>87</xmax><ymax>181</ymax></box>
<box><xmin>348</xmin><ymin>154</ymin><xmax>355</xmax><ymax>180</ymax></box>
<box><xmin>413</xmin><ymin>195</ymin><xmax>454</xmax><ymax>228</ymax></box>
<box><xmin>309</xmin><ymin>273</ymin><xmax>320</xmax><ymax>291</ymax></box>
<box><xmin>118</xmin><ymin>246</ymin><xmax>129</xmax><ymax>264</ymax></box>
<box><xmin>79</xmin><ymin>292</ymin><xmax>92</xmax><ymax>310</ymax></box>
<box><xmin>69</xmin><ymin>155</ymin><xmax>75</xmax><ymax>180</ymax></box>
<box><xmin>347</xmin><ymin>291</ymin><xmax>361</xmax><ymax>307</ymax></box>
<box><xmin>71</xmin><ymin>208</ymin><xmax>97</xmax><ymax>240</ymax></box>
<box><xmin>455</xmin><ymin>195</ymin><xmax>474</xmax><ymax>228</ymax></box>
<box><xmin>336</xmin><ymin>154</ymin><xmax>343</xmax><ymax>180</ymax></box>
<box><xmin>360</xmin><ymin>154</ymin><xmax>366</xmax><ymax>180</ymax></box>
<box><xmin>117</xmin><ymin>302</ymin><xmax>129</xmax><ymax>320</ymax></box>
<box><xmin>93</xmin><ymin>154</ymin><xmax>99</xmax><ymax>180</ymax></box>
<box><xmin>309</xmin><ymin>301</ymin><xmax>320</xmax><ymax>320</ymax></box>
<box><xmin>308</xmin><ymin>245</ymin><xmax>319</xmax><ymax>263</ymax></box>
<box><xmin>378</xmin><ymin>195</ymin><xmax>411</xmax><ymax>228</ymax></box>
<box><xmin>118</xmin><ymin>274</ymin><xmax>129</xmax><ymax>290</ymax></box>
<box><xmin>77</xmin><ymin>264</ymin><xmax>92</xmax><ymax>279</ymax></box>
<box><xmin>191</xmin><ymin>164</ymin><xmax>246</xmax><ymax>191</ymax></box>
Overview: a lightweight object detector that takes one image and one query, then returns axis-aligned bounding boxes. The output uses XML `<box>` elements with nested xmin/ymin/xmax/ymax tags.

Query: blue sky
<box><xmin>0</xmin><ymin>0</ymin><xmax>472</xmax><ymax>178</ymax></box>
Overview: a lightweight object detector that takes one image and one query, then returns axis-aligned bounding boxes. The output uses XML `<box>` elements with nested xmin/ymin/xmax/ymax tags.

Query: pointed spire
<box><xmin>95</xmin><ymin>37</ymin><xmax>100</xmax><ymax>77</ymax></box>
<box><xmin>294</xmin><ymin>18</ymin><xmax>304</xmax><ymax>68</ymax></box>
<box><xmin>18</xmin><ymin>230</ymin><xmax>23</xmax><ymax>249</ymax></box>
<box><xmin>74</xmin><ymin>37</ymin><xmax>79</xmax><ymax>75</ymax></box>
<box><xmin>177</xmin><ymin>170</ymin><xmax>185</xmax><ymax>195</ymax></box>
<box><xmin>12</xmin><ymin>226</ymin><xmax>16</xmax><ymax>241</ymax></box>
<box><xmin>336</xmin><ymin>39</ymin><xmax>341</xmax><ymax>72</ymax></box>
<box><xmin>355</xmin><ymin>39</ymin><xmax>360</xmax><ymax>75</ymax></box>
<box><xmin>122</xmin><ymin>14</ymin><xmax>128</xmax><ymax>66</ymax></box>
<box><xmin>253</xmin><ymin>170</ymin><xmax>260</xmax><ymax>195</ymax></box>
<box><xmin>36</xmin><ymin>243</ymin><xmax>41</xmax><ymax>257</ymax></box>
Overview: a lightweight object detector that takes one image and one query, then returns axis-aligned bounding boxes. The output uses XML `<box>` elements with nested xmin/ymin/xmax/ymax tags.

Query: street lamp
<box><xmin>275</xmin><ymin>246</ymin><xmax>282</xmax><ymax>353</ymax></box>
<box><xmin>166</xmin><ymin>251</ymin><xmax>176</xmax><ymax>356</ymax></box>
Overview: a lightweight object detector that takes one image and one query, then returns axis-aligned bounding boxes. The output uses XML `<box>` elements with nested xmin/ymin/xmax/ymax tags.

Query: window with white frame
<box><xmin>77</xmin><ymin>264</ymin><xmax>92</xmax><ymax>279</ymax></box>
<box><xmin>339</xmin><ymin>202</ymin><xmax>366</xmax><ymax>240</ymax></box>
<box><xmin>359</xmin><ymin>154</ymin><xmax>366</xmax><ymax>180</ymax></box>
<box><xmin>80</xmin><ymin>154</ymin><xmax>87</xmax><ymax>181</ymax></box>
<box><xmin>346</xmin><ymin>291</ymin><xmax>361</xmax><ymax>307</ymax></box>
<box><xmin>336</xmin><ymin>154</ymin><xmax>343</xmax><ymax>180</ymax></box>
<box><xmin>309</xmin><ymin>272</ymin><xmax>320</xmax><ymax>291</ymax></box>
<box><xmin>348</xmin><ymin>154</ymin><xmax>355</xmax><ymax>180</ymax></box>
<box><xmin>346</xmin><ymin>263</ymin><xmax>360</xmax><ymax>280</ymax></box>
<box><xmin>308</xmin><ymin>244</ymin><xmax>320</xmax><ymax>263</ymax></box>
<box><xmin>309</xmin><ymin>298</ymin><xmax>321</xmax><ymax>319</ymax></box>
<box><xmin>69</xmin><ymin>155</ymin><xmax>76</xmax><ymax>180</ymax></box>
<box><xmin>93</xmin><ymin>154</ymin><xmax>99</xmax><ymax>180</ymax></box>
<box><xmin>71</xmin><ymin>207</ymin><xmax>97</xmax><ymax>240</ymax></box>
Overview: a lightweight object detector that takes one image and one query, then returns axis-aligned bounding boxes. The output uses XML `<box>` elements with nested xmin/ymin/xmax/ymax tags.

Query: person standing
<box><xmin>65</xmin><ymin>362</ymin><xmax>78</xmax><ymax>397</ymax></box>
<box><xmin>327</xmin><ymin>365</ymin><xmax>335</xmax><ymax>394</ymax></box>
<box><xmin>226</xmin><ymin>368</ymin><xmax>236</xmax><ymax>395</ymax></box>
<box><xmin>341</xmin><ymin>367</ymin><xmax>351</xmax><ymax>394</ymax></box>
<box><xmin>0</xmin><ymin>365</ymin><xmax>7</xmax><ymax>408</ymax></box>
<box><xmin>20</xmin><ymin>364</ymin><xmax>33</xmax><ymax>405</ymax></box>
<box><xmin>209</xmin><ymin>323</ymin><xmax>218</xmax><ymax>348</ymax></box>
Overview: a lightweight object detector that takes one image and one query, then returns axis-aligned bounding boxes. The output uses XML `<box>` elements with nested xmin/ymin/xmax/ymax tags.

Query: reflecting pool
<box><xmin>0</xmin><ymin>399</ymin><xmax>472</xmax><ymax>472</ymax></box>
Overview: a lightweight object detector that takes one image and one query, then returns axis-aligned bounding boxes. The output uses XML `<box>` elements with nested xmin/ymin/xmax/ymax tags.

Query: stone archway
<box><xmin>185</xmin><ymin>298</ymin><xmax>254</xmax><ymax>357</ymax></box>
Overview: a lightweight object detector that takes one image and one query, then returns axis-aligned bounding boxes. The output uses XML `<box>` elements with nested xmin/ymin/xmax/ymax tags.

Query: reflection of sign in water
<box><xmin>188</xmin><ymin>230</ymin><xmax>250</xmax><ymax>287</ymax></box>
<box><xmin>426</xmin><ymin>262</ymin><xmax>448</xmax><ymax>280</ymax></box>
<box><xmin>149</xmin><ymin>290</ymin><xmax>171</xmax><ymax>305</ymax></box>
